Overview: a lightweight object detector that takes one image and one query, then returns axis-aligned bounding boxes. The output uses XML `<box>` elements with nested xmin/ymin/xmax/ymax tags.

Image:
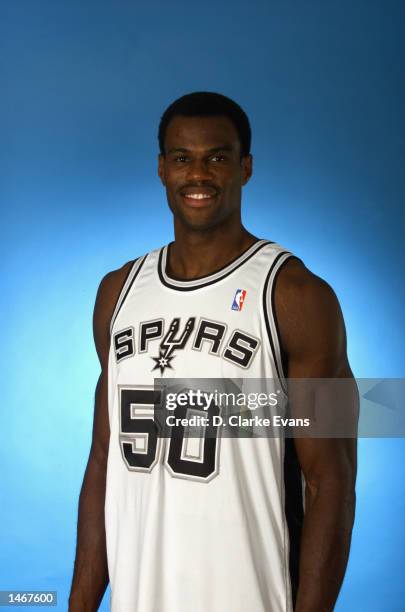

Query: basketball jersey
<box><xmin>105</xmin><ymin>239</ymin><xmax>304</xmax><ymax>612</ymax></box>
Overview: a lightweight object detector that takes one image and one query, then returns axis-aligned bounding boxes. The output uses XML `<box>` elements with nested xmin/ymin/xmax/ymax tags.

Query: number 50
<box><xmin>119</xmin><ymin>386</ymin><xmax>221</xmax><ymax>482</ymax></box>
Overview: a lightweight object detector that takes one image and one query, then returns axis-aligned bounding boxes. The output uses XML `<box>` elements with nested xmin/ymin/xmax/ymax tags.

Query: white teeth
<box><xmin>185</xmin><ymin>193</ymin><xmax>213</xmax><ymax>199</ymax></box>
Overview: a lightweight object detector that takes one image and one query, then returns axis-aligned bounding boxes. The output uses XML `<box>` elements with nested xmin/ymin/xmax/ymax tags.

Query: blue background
<box><xmin>1</xmin><ymin>1</ymin><xmax>404</xmax><ymax>609</ymax></box>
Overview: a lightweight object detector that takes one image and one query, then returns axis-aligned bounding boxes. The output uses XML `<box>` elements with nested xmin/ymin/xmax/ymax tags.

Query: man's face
<box><xmin>158</xmin><ymin>115</ymin><xmax>252</xmax><ymax>231</ymax></box>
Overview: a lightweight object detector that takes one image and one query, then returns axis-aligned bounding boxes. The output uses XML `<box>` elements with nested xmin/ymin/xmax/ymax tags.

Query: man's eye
<box><xmin>210</xmin><ymin>155</ymin><xmax>226</xmax><ymax>162</ymax></box>
<box><xmin>174</xmin><ymin>156</ymin><xmax>188</xmax><ymax>162</ymax></box>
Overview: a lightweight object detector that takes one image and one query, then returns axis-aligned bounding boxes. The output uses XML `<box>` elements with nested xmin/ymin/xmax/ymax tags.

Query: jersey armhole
<box><xmin>264</xmin><ymin>253</ymin><xmax>306</xmax><ymax>608</ymax></box>
<box><xmin>262</xmin><ymin>253</ymin><xmax>303</xmax><ymax>395</ymax></box>
<box><xmin>109</xmin><ymin>255</ymin><xmax>147</xmax><ymax>335</ymax></box>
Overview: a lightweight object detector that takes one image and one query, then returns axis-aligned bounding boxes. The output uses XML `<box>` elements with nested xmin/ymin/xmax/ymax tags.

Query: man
<box><xmin>69</xmin><ymin>92</ymin><xmax>358</xmax><ymax>611</ymax></box>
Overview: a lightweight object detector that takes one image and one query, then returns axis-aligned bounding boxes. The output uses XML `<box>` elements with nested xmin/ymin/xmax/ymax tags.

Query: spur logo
<box><xmin>113</xmin><ymin>316</ymin><xmax>260</xmax><ymax>373</ymax></box>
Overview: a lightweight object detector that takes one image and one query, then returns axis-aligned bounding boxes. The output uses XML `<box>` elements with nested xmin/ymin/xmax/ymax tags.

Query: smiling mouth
<box><xmin>184</xmin><ymin>193</ymin><xmax>213</xmax><ymax>199</ymax></box>
<box><xmin>180</xmin><ymin>191</ymin><xmax>218</xmax><ymax>207</ymax></box>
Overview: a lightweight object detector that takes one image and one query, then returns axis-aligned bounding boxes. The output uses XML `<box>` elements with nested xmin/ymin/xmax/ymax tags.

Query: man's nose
<box><xmin>186</xmin><ymin>158</ymin><xmax>213</xmax><ymax>181</ymax></box>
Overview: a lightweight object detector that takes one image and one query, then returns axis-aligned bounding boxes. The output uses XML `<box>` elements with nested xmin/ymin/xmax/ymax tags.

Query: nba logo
<box><xmin>231</xmin><ymin>289</ymin><xmax>247</xmax><ymax>311</ymax></box>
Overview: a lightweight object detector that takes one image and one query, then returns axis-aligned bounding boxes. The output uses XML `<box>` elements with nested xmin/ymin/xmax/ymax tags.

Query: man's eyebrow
<box><xmin>166</xmin><ymin>145</ymin><xmax>234</xmax><ymax>155</ymax></box>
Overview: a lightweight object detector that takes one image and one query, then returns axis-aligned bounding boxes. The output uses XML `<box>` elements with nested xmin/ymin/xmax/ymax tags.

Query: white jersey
<box><xmin>105</xmin><ymin>239</ymin><xmax>304</xmax><ymax>612</ymax></box>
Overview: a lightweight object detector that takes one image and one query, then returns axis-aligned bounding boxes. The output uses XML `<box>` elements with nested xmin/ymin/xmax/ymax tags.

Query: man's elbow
<box><xmin>305</xmin><ymin>472</ymin><xmax>357</xmax><ymax>519</ymax></box>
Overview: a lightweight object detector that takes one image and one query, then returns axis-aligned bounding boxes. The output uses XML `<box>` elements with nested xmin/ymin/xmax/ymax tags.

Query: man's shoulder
<box><xmin>96</xmin><ymin>244</ymin><xmax>164</xmax><ymax>306</ymax></box>
<box><xmin>275</xmin><ymin>256</ymin><xmax>338</xmax><ymax>307</ymax></box>
<box><xmin>274</xmin><ymin>256</ymin><xmax>345</xmax><ymax>362</ymax></box>
<box><xmin>260</xmin><ymin>239</ymin><xmax>300</xmax><ymax>267</ymax></box>
<box><xmin>99</xmin><ymin>259</ymin><xmax>136</xmax><ymax>298</ymax></box>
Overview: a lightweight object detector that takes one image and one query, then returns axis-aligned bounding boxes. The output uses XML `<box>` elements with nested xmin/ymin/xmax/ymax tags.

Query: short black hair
<box><xmin>158</xmin><ymin>91</ymin><xmax>251</xmax><ymax>158</ymax></box>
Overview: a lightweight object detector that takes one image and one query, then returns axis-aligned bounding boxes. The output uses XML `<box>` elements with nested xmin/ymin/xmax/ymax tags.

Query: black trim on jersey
<box><xmin>158</xmin><ymin>239</ymin><xmax>273</xmax><ymax>291</ymax></box>
<box><xmin>110</xmin><ymin>256</ymin><xmax>146</xmax><ymax>332</ymax></box>
<box><xmin>265</xmin><ymin>253</ymin><xmax>304</xmax><ymax>608</ymax></box>
<box><xmin>271</xmin><ymin>256</ymin><xmax>303</xmax><ymax>378</ymax></box>
<box><xmin>262</xmin><ymin>251</ymin><xmax>289</xmax><ymax>385</ymax></box>
<box><xmin>284</xmin><ymin>437</ymin><xmax>304</xmax><ymax>610</ymax></box>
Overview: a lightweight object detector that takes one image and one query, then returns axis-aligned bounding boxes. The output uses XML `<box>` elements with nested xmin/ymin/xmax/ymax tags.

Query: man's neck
<box><xmin>167</xmin><ymin>225</ymin><xmax>259</xmax><ymax>280</ymax></box>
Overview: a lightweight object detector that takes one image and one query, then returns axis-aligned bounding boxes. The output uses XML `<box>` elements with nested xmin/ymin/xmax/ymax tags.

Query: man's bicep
<box><xmin>275</xmin><ymin>260</ymin><xmax>358</xmax><ymax>488</ymax></box>
<box><xmin>93</xmin><ymin>260</ymin><xmax>134</xmax><ymax>367</ymax></box>
<box><xmin>90</xmin><ymin>371</ymin><xmax>110</xmax><ymax>467</ymax></box>
<box><xmin>89</xmin><ymin>262</ymin><xmax>133</xmax><ymax>465</ymax></box>
<box><xmin>93</xmin><ymin>272</ymin><xmax>117</xmax><ymax>369</ymax></box>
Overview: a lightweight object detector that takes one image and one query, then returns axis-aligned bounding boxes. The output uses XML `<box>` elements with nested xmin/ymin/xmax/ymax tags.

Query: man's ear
<box><xmin>158</xmin><ymin>154</ymin><xmax>166</xmax><ymax>185</ymax></box>
<box><xmin>241</xmin><ymin>154</ymin><xmax>253</xmax><ymax>186</ymax></box>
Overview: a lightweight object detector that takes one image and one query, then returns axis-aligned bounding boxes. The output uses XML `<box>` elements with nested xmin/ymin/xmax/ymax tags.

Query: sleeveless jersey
<box><xmin>105</xmin><ymin>239</ymin><xmax>304</xmax><ymax>612</ymax></box>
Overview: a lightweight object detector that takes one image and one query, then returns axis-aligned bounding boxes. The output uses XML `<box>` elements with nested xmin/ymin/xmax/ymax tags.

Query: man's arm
<box><xmin>275</xmin><ymin>258</ymin><xmax>359</xmax><ymax>612</ymax></box>
<box><xmin>69</xmin><ymin>261</ymin><xmax>133</xmax><ymax>612</ymax></box>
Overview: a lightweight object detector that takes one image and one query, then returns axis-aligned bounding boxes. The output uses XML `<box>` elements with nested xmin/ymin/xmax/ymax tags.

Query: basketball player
<box><xmin>69</xmin><ymin>92</ymin><xmax>358</xmax><ymax>611</ymax></box>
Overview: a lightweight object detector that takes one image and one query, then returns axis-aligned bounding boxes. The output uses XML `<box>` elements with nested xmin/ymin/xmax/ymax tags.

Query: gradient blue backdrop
<box><xmin>1</xmin><ymin>1</ymin><xmax>404</xmax><ymax>610</ymax></box>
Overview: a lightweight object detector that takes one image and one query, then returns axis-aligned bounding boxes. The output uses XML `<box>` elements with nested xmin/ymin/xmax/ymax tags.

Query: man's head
<box><xmin>158</xmin><ymin>92</ymin><xmax>253</xmax><ymax>231</ymax></box>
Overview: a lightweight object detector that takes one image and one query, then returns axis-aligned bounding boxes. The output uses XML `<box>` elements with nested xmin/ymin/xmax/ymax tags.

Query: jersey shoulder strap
<box><xmin>109</xmin><ymin>253</ymin><xmax>149</xmax><ymax>335</ymax></box>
